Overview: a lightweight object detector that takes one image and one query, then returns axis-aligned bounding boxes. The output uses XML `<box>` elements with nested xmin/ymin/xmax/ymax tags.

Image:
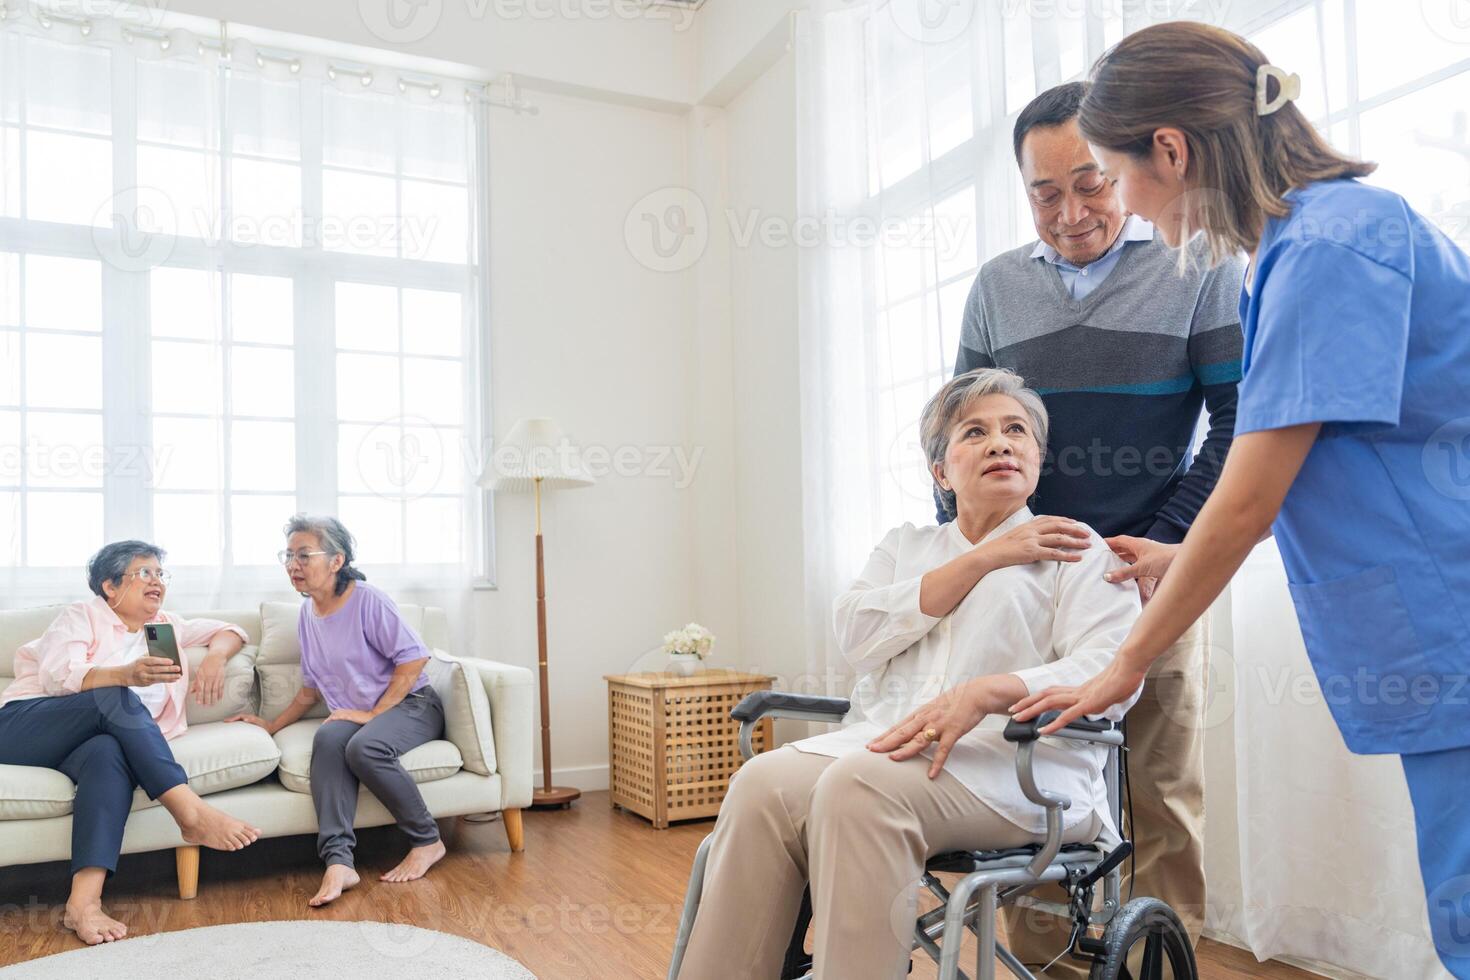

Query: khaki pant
<box><xmin>679</xmin><ymin>745</ymin><xmax>1100</xmax><ymax>980</ymax></box>
<box><xmin>1002</xmin><ymin>616</ymin><xmax>1210</xmax><ymax>977</ymax></box>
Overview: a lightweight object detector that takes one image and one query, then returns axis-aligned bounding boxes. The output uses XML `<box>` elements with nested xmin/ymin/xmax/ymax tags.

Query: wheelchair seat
<box><xmin>925</xmin><ymin>840</ymin><xmax>1104</xmax><ymax>875</ymax></box>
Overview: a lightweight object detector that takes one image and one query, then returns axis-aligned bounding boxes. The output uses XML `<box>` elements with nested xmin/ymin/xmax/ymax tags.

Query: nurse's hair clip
<box><xmin>1256</xmin><ymin>64</ymin><xmax>1301</xmax><ymax>116</ymax></box>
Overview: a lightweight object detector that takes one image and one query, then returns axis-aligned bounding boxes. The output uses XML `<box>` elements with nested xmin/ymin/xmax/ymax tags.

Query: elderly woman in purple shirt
<box><xmin>227</xmin><ymin>515</ymin><xmax>445</xmax><ymax>907</ymax></box>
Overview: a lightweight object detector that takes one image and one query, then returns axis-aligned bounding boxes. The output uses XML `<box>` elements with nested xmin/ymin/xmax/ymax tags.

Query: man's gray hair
<box><xmin>920</xmin><ymin>367</ymin><xmax>1050</xmax><ymax>519</ymax></box>
<box><xmin>284</xmin><ymin>514</ymin><xmax>366</xmax><ymax>596</ymax></box>
<box><xmin>86</xmin><ymin>540</ymin><xmax>166</xmax><ymax>599</ymax></box>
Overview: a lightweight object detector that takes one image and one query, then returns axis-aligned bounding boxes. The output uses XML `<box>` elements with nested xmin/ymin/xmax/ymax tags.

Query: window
<box><xmin>0</xmin><ymin>15</ymin><xmax>487</xmax><ymax>596</ymax></box>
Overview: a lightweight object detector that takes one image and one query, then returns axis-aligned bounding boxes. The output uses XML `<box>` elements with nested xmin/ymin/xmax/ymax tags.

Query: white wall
<box><xmin>721</xmin><ymin>53</ymin><xmax>806</xmax><ymax>713</ymax></box>
<box><xmin>481</xmin><ymin>91</ymin><xmax>699</xmax><ymax>785</ymax></box>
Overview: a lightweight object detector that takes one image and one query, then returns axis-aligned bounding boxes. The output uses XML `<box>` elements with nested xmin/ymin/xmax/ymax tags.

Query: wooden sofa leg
<box><xmin>502</xmin><ymin>808</ymin><xmax>524</xmax><ymax>852</ymax></box>
<box><xmin>176</xmin><ymin>845</ymin><xmax>200</xmax><ymax>900</ymax></box>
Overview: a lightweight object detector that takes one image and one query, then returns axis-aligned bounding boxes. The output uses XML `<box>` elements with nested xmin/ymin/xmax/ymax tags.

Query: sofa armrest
<box><xmin>455</xmin><ymin>656</ymin><xmax>536</xmax><ymax>811</ymax></box>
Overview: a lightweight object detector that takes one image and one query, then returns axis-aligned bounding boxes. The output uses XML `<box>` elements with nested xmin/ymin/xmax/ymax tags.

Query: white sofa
<box><xmin>0</xmin><ymin>600</ymin><xmax>534</xmax><ymax>899</ymax></box>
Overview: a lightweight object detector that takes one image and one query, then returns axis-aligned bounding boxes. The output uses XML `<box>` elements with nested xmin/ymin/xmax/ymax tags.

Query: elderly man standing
<box><xmin>939</xmin><ymin>81</ymin><xmax>1246</xmax><ymax>974</ymax></box>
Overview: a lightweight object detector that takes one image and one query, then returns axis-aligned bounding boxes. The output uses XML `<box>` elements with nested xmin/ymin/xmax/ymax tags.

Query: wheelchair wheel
<box><xmin>1087</xmin><ymin>898</ymin><xmax>1197</xmax><ymax>980</ymax></box>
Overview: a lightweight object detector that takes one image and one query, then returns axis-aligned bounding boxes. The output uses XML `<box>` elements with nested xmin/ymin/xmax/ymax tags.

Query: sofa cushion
<box><xmin>272</xmin><ymin>719</ymin><xmax>463</xmax><ymax>794</ymax></box>
<box><xmin>256</xmin><ymin>600</ymin><xmax>426</xmax><ymax>721</ymax></box>
<box><xmin>0</xmin><ymin>604</ymin><xmax>70</xmax><ymax>680</ymax></box>
<box><xmin>130</xmin><ymin>720</ymin><xmax>282</xmax><ymax>811</ymax></box>
<box><xmin>425</xmin><ymin>651</ymin><xmax>495</xmax><ymax>776</ymax></box>
<box><xmin>0</xmin><ymin>764</ymin><xmax>76</xmax><ymax>819</ymax></box>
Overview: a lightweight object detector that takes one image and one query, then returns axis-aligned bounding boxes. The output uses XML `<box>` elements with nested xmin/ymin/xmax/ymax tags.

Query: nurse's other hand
<box><xmin>865</xmin><ymin>679</ymin><xmax>991</xmax><ymax>779</ymax></box>
<box><xmin>1103</xmin><ymin>535</ymin><xmax>1179</xmax><ymax>594</ymax></box>
<box><xmin>1009</xmin><ymin>656</ymin><xmax>1148</xmax><ymax>734</ymax></box>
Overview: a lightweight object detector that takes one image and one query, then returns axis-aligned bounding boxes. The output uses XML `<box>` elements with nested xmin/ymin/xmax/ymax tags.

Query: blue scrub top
<box><xmin>1237</xmin><ymin>178</ymin><xmax>1470</xmax><ymax>756</ymax></box>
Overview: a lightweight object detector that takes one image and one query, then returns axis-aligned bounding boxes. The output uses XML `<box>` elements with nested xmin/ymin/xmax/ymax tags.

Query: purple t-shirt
<box><xmin>298</xmin><ymin>582</ymin><xmax>430</xmax><ymax>712</ymax></box>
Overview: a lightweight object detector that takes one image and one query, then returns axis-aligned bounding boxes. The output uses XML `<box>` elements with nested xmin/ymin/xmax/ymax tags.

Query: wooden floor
<box><xmin>0</xmin><ymin>791</ymin><xmax>1317</xmax><ymax>979</ymax></box>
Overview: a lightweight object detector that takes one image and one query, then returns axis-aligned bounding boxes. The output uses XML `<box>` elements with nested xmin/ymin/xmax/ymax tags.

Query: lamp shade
<box><xmin>479</xmin><ymin>417</ymin><xmax>595</xmax><ymax>492</ymax></box>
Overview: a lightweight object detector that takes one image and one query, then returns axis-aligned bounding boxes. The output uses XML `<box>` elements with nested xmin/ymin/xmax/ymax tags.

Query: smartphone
<box><xmin>144</xmin><ymin>622</ymin><xmax>182</xmax><ymax>666</ymax></box>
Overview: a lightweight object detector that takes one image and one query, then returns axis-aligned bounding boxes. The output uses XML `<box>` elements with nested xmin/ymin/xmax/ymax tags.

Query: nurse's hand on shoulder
<box><xmin>1103</xmin><ymin>535</ymin><xmax>1180</xmax><ymax>602</ymax></box>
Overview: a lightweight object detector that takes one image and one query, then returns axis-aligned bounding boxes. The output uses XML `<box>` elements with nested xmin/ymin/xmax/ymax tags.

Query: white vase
<box><xmin>667</xmin><ymin>652</ymin><xmax>701</xmax><ymax>676</ymax></box>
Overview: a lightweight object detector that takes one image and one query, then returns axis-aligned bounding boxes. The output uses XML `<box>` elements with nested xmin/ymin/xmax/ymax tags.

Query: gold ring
<box><xmin>922</xmin><ymin>727</ymin><xmax>938</xmax><ymax>742</ymax></box>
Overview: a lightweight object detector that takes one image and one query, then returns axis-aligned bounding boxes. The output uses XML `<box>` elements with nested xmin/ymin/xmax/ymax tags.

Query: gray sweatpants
<box><xmin>310</xmin><ymin>687</ymin><xmax>445</xmax><ymax>868</ymax></box>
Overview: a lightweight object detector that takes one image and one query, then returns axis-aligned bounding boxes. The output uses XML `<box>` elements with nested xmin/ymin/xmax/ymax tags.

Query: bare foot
<box><xmin>308</xmin><ymin>864</ymin><xmax>360</xmax><ymax>907</ymax></box>
<box><xmin>179</xmin><ymin>801</ymin><xmax>261</xmax><ymax>852</ymax></box>
<box><xmin>380</xmin><ymin>840</ymin><xmax>446</xmax><ymax>883</ymax></box>
<box><xmin>63</xmin><ymin>902</ymin><xmax>127</xmax><ymax>945</ymax></box>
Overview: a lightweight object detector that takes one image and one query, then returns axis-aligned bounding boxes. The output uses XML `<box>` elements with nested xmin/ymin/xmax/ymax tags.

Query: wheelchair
<box><xmin>668</xmin><ymin>692</ymin><xmax>1199</xmax><ymax>980</ymax></box>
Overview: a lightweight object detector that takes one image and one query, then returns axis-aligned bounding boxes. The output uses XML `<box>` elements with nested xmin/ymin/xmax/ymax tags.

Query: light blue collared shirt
<box><xmin>1031</xmin><ymin>214</ymin><xmax>1155</xmax><ymax>300</ymax></box>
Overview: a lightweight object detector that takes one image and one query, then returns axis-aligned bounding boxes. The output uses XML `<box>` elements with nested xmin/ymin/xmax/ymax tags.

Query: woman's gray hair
<box><xmin>920</xmin><ymin>367</ymin><xmax>1050</xmax><ymax>520</ymax></box>
<box><xmin>284</xmin><ymin>514</ymin><xmax>367</xmax><ymax>596</ymax></box>
<box><xmin>86</xmin><ymin>540</ymin><xmax>166</xmax><ymax>599</ymax></box>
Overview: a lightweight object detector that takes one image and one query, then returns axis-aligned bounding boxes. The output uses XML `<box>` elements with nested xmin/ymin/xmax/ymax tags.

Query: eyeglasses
<box><xmin>277</xmin><ymin>549</ymin><xmax>328</xmax><ymax>567</ymax></box>
<box><xmin>125</xmin><ymin>568</ymin><xmax>172</xmax><ymax>585</ymax></box>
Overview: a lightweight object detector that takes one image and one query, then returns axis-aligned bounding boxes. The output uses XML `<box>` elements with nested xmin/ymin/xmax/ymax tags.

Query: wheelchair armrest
<box><xmin>731</xmin><ymin>691</ymin><xmax>850</xmax><ymax>723</ymax></box>
<box><xmin>1005</xmin><ymin>710</ymin><xmax>1124</xmax><ymax>880</ymax></box>
<box><xmin>1003</xmin><ymin>710</ymin><xmax>1123</xmax><ymax>747</ymax></box>
<box><xmin>731</xmin><ymin>692</ymin><xmax>850</xmax><ymax>761</ymax></box>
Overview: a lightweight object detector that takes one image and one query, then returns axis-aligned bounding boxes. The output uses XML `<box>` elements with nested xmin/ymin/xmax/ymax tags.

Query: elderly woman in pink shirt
<box><xmin>0</xmin><ymin>541</ymin><xmax>263</xmax><ymax>946</ymax></box>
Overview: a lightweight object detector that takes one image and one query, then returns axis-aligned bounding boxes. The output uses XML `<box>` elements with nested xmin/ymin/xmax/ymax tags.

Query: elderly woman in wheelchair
<box><xmin>671</xmin><ymin>368</ymin><xmax>1197</xmax><ymax>980</ymax></box>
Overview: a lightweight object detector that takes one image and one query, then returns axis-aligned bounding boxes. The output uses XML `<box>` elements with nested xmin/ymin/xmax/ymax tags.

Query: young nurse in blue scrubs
<box><xmin>870</xmin><ymin>20</ymin><xmax>1470</xmax><ymax>977</ymax></box>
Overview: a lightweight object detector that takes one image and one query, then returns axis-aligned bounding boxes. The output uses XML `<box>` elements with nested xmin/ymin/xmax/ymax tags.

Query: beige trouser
<box><xmin>678</xmin><ymin>744</ymin><xmax>1101</xmax><ymax>980</ymax></box>
<box><xmin>1002</xmin><ymin>616</ymin><xmax>1210</xmax><ymax>977</ymax></box>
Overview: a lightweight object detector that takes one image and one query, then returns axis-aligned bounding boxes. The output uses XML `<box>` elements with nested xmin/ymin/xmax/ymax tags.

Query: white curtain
<box><xmin>0</xmin><ymin>4</ymin><xmax>488</xmax><ymax>644</ymax></box>
<box><xmin>795</xmin><ymin>0</ymin><xmax>1465</xmax><ymax>974</ymax></box>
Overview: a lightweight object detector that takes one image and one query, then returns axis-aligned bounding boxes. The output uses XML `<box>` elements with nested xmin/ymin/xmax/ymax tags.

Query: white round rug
<box><xmin>2</xmin><ymin>920</ymin><xmax>537</xmax><ymax>978</ymax></box>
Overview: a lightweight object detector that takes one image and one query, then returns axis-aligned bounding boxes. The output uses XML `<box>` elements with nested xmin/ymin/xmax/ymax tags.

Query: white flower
<box><xmin>662</xmin><ymin>622</ymin><xmax>715</xmax><ymax>657</ymax></box>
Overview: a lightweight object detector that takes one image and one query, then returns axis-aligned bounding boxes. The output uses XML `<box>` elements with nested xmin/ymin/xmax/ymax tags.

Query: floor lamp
<box><xmin>480</xmin><ymin>418</ymin><xmax>594</xmax><ymax>809</ymax></box>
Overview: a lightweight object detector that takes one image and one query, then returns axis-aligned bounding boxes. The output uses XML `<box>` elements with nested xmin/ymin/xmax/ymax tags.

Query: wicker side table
<box><xmin>604</xmin><ymin>669</ymin><xmax>775</xmax><ymax>829</ymax></box>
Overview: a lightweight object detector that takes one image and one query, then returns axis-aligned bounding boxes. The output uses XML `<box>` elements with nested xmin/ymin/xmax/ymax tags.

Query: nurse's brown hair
<box><xmin>1079</xmin><ymin>21</ymin><xmax>1375</xmax><ymax>266</ymax></box>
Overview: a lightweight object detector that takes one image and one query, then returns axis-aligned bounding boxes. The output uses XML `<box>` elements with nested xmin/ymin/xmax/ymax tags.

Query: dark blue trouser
<box><xmin>0</xmin><ymin>688</ymin><xmax>188</xmax><ymax>876</ymax></box>
<box><xmin>1402</xmin><ymin>747</ymin><xmax>1470</xmax><ymax>979</ymax></box>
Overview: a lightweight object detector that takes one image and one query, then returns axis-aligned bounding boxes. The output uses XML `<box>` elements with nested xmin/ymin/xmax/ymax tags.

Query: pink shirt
<box><xmin>0</xmin><ymin>597</ymin><xmax>250</xmax><ymax>740</ymax></box>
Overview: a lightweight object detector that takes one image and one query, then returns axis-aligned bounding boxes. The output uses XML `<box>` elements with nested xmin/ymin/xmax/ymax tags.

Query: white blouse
<box><xmin>789</xmin><ymin>506</ymin><xmax>1143</xmax><ymax>839</ymax></box>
